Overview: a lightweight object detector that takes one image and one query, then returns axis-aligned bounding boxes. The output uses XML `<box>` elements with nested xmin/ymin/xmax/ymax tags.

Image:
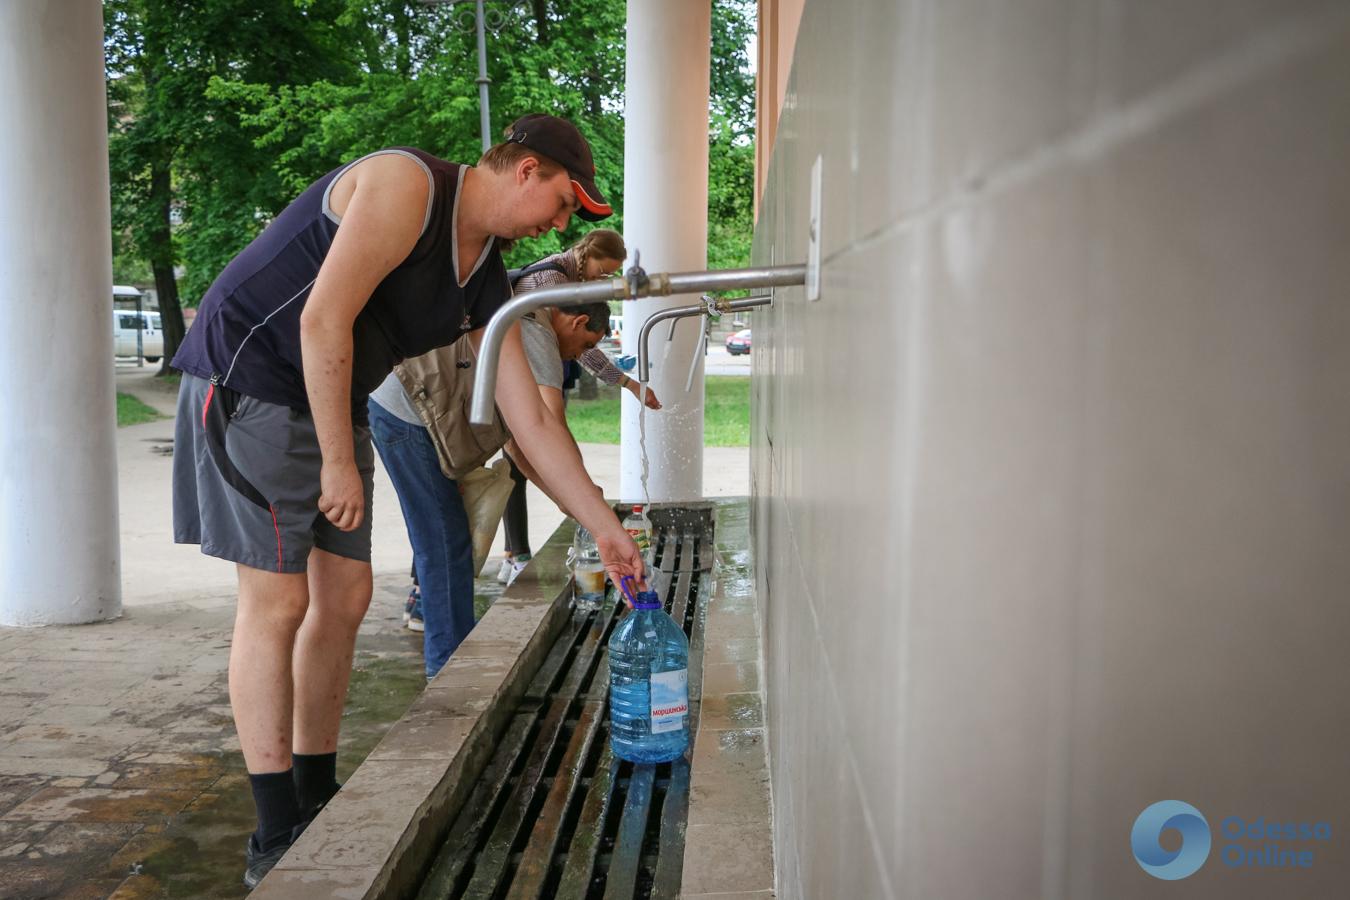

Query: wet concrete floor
<box><xmin>0</xmin><ymin>575</ymin><xmax>501</xmax><ymax>899</ymax></box>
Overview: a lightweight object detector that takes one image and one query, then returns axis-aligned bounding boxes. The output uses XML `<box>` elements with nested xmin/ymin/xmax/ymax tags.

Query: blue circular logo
<box><xmin>1132</xmin><ymin>800</ymin><xmax>1212</xmax><ymax>880</ymax></box>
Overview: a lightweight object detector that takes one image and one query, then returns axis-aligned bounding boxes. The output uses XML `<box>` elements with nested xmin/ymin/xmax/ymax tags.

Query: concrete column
<box><xmin>0</xmin><ymin>1</ymin><xmax>122</xmax><ymax>625</ymax></box>
<box><xmin>620</xmin><ymin>0</ymin><xmax>711</xmax><ymax>503</ymax></box>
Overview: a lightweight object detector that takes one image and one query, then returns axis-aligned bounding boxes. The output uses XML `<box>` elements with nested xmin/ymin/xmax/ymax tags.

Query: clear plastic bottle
<box><xmin>608</xmin><ymin>578</ymin><xmax>690</xmax><ymax>764</ymax></box>
<box><xmin>622</xmin><ymin>504</ymin><xmax>654</xmax><ymax>565</ymax></box>
<box><xmin>570</xmin><ymin>525</ymin><xmax>606</xmax><ymax>611</ymax></box>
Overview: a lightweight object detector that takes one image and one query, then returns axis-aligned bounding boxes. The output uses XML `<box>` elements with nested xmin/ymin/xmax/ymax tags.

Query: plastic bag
<box><xmin>458</xmin><ymin>458</ymin><xmax>515</xmax><ymax>577</ymax></box>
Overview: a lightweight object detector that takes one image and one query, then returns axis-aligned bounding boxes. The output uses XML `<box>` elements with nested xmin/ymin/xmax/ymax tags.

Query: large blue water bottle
<box><xmin>608</xmin><ymin>576</ymin><xmax>691</xmax><ymax>763</ymax></box>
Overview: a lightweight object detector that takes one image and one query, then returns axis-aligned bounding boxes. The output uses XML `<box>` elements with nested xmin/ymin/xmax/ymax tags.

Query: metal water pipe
<box><xmin>636</xmin><ymin>294</ymin><xmax>773</xmax><ymax>384</ymax></box>
<box><xmin>469</xmin><ymin>262</ymin><xmax>805</xmax><ymax>424</ymax></box>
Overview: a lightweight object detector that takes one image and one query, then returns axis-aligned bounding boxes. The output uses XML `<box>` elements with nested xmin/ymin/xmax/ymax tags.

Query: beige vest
<box><xmin>393</xmin><ymin>335</ymin><xmax>511</xmax><ymax>480</ymax></box>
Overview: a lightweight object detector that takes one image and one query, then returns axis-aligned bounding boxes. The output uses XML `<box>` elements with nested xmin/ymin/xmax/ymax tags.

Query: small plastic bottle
<box><xmin>622</xmin><ymin>505</ymin><xmax>654</xmax><ymax>565</ymax></box>
<box><xmin>608</xmin><ymin>576</ymin><xmax>690</xmax><ymax>764</ymax></box>
<box><xmin>570</xmin><ymin>525</ymin><xmax>606</xmax><ymax>611</ymax></box>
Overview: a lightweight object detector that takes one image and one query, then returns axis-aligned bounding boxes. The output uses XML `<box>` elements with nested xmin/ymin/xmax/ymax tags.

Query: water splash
<box><xmin>661</xmin><ymin>320</ymin><xmax>676</xmax><ymax>366</ymax></box>
<box><xmin>637</xmin><ymin>383</ymin><xmax>652</xmax><ymax>510</ymax></box>
<box><xmin>684</xmin><ymin>324</ymin><xmax>704</xmax><ymax>395</ymax></box>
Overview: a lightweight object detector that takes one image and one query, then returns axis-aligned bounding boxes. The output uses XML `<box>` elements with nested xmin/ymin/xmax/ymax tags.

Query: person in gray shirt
<box><xmin>499</xmin><ymin>230</ymin><xmax>662</xmax><ymax>585</ymax></box>
<box><xmin>367</xmin><ymin>300</ymin><xmax>612</xmax><ymax>679</ymax></box>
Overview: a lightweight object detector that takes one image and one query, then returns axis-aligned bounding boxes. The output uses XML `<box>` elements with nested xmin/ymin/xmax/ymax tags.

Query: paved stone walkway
<box><xmin>0</xmin><ymin>576</ymin><xmax>428</xmax><ymax>899</ymax></box>
<box><xmin>0</xmin><ymin>364</ymin><xmax>749</xmax><ymax>898</ymax></box>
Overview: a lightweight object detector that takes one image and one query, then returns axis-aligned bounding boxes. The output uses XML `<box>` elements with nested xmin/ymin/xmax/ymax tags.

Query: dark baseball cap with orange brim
<box><xmin>505</xmin><ymin>114</ymin><xmax>613</xmax><ymax>222</ymax></box>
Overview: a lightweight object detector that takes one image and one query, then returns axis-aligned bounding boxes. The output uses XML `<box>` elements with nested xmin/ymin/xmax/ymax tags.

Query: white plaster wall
<box><xmin>751</xmin><ymin>2</ymin><xmax>1350</xmax><ymax>897</ymax></box>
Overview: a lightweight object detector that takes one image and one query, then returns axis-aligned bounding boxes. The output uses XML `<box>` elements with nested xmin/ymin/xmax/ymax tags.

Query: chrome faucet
<box><xmin>636</xmin><ymin>293</ymin><xmax>774</xmax><ymax>385</ymax></box>
<box><xmin>469</xmin><ymin>259</ymin><xmax>805</xmax><ymax>424</ymax></box>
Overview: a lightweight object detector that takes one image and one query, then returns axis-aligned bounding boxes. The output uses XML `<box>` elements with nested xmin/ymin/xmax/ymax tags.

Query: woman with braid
<box><xmin>497</xmin><ymin>229</ymin><xmax>663</xmax><ymax>585</ymax></box>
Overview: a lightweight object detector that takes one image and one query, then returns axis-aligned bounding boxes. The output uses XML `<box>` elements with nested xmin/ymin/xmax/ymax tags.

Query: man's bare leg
<box><xmin>230</xmin><ymin>563</ymin><xmax>309</xmax><ymax>878</ymax></box>
<box><xmin>291</xmin><ymin>548</ymin><xmax>372</xmax><ymax>813</ymax></box>
<box><xmin>231</xmin><ymin>564</ymin><xmax>310</xmax><ymax>771</ymax></box>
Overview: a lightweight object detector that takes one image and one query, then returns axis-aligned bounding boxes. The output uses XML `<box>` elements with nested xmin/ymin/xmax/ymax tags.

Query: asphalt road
<box><xmin>602</xmin><ymin>341</ymin><xmax>752</xmax><ymax>377</ymax></box>
<box><xmin>705</xmin><ymin>343</ymin><xmax>753</xmax><ymax>376</ymax></box>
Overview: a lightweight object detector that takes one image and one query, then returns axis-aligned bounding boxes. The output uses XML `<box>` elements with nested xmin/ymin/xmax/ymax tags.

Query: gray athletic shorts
<box><xmin>172</xmin><ymin>373</ymin><xmax>374</xmax><ymax>573</ymax></box>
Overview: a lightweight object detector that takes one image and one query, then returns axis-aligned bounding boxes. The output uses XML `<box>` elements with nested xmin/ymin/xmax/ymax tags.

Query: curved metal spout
<box><xmin>469</xmin><ymin>278</ymin><xmax>627</xmax><ymax>425</ymax></box>
<box><xmin>470</xmin><ymin>264</ymin><xmax>805</xmax><ymax>424</ymax></box>
<box><xmin>636</xmin><ymin>294</ymin><xmax>774</xmax><ymax>382</ymax></box>
<box><xmin>637</xmin><ymin>302</ymin><xmax>704</xmax><ymax>383</ymax></box>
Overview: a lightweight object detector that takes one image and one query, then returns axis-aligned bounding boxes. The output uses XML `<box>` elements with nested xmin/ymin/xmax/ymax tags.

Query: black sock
<box><xmin>249</xmin><ymin>769</ymin><xmax>301</xmax><ymax>851</ymax></box>
<box><xmin>292</xmin><ymin>752</ymin><xmax>339</xmax><ymax>815</ymax></box>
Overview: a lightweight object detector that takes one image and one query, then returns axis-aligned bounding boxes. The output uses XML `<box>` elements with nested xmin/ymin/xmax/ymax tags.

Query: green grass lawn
<box><xmin>566</xmin><ymin>375</ymin><xmax>749</xmax><ymax>446</ymax></box>
<box><xmin>117</xmin><ymin>392</ymin><xmax>163</xmax><ymax>427</ymax></box>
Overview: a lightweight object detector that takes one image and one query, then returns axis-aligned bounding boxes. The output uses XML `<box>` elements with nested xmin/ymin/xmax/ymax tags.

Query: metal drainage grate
<box><xmin>414</xmin><ymin>507</ymin><xmax>716</xmax><ymax>900</ymax></box>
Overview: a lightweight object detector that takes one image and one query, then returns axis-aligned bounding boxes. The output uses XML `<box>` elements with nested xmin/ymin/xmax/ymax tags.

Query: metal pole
<box><xmin>661</xmin><ymin>266</ymin><xmax>805</xmax><ymax>294</ymax></box>
<box><xmin>135</xmin><ymin>291</ymin><xmax>144</xmax><ymax>367</ymax></box>
<box><xmin>418</xmin><ymin>0</ymin><xmax>495</xmax><ymax>151</ymax></box>
<box><xmin>475</xmin><ymin>0</ymin><xmax>491</xmax><ymax>152</ymax></box>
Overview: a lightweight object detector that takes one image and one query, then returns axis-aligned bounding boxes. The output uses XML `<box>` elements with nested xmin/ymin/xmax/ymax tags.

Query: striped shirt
<box><xmin>513</xmin><ymin>251</ymin><xmax>626</xmax><ymax>386</ymax></box>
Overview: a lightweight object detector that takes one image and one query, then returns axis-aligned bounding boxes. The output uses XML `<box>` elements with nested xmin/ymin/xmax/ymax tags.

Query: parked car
<box><xmin>113</xmin><ymin>310</ymin><xmax>164</xmax><ymax>362</ymax></box>
<box><xmin>603</xmin><ymin>312</ymin><xmax>624</xmax><ymax>349</ymax></box>
<box><xmin>725</xmin><ymin>328</ymin><xmax>752</xmax><ymax>355</ymax></box>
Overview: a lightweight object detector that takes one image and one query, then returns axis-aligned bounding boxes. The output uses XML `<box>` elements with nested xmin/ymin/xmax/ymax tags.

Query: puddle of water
<box><xmin>126</xmin><ymin>772</ymin><xmax>255</xmax><ymax>899</ymax></box>
<box><xmin>716</xmin><ymin>727</ymin><xmax>765</xmax><ymax>753</ymax></box>
<box><xmin>336</xmin><ymin>655</ymin><xmax>429</xmax><ymax>780</ymax></box>
<box><xmin>129</xmin><ymin>652</ymin><xmax>425</xmax><ymax>897</ymax></box>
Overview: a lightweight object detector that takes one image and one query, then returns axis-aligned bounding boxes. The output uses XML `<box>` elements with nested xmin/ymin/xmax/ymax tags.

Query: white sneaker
<box><xmin>506</xmin><ymin>559</ymin><xmax>529</xmax><ymax>586</ymax></box>
<box><xmin>495</xmin><ymin>557</ymin><xmax>514</xmax><ymax>584</ymax></box>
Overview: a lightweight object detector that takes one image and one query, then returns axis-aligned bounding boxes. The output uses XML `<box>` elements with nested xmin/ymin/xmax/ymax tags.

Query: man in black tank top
<box><xmin>169</xmin><ymin>114</ymin><xmax>648</xmax><ymax>888</ymax></box>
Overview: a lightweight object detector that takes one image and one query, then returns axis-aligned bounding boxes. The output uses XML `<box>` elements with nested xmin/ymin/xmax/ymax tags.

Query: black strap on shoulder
<box><xmin>508</xmin><ymin>258</ymin><xmax>567</xmax><ymax>288</ymax></box>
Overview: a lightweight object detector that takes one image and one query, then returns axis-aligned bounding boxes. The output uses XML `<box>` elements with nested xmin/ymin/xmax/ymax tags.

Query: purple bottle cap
<box><xmin>620</xmin><ymin>576</ymin><xmax>662</xmax><ymax>609</ymax></box>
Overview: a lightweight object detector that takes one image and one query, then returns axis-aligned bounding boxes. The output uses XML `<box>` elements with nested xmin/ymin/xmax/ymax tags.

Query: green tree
<box><xmin>708</xmin><ymin>0</ymin><xmax>756</xmax><ymax>282</ymax></box>
<box><xmin>207</xmin><ymin>0</ymin><xmax>628</xmax><ymax>269</ymax></box>
<box><xmin>106</xmin><ymin>0</ymin><xmax>185</xmax><ymax>373</ymax></box>
<box><xmin>105</xmin><ymin>0</ymin><xmax>351</xmax><ymax>372</ymax></box>
<box><xmin>107</xmin><ymin>0</ymin><xmax>757</xmax><ymax>346</ymax></box>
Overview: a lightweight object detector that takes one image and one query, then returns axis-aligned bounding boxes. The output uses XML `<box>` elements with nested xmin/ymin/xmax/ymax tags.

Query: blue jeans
<box><xmin>368</xmin><ymin>399</ymin><xmax>475</xmax><ymax>678</ymax></box>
